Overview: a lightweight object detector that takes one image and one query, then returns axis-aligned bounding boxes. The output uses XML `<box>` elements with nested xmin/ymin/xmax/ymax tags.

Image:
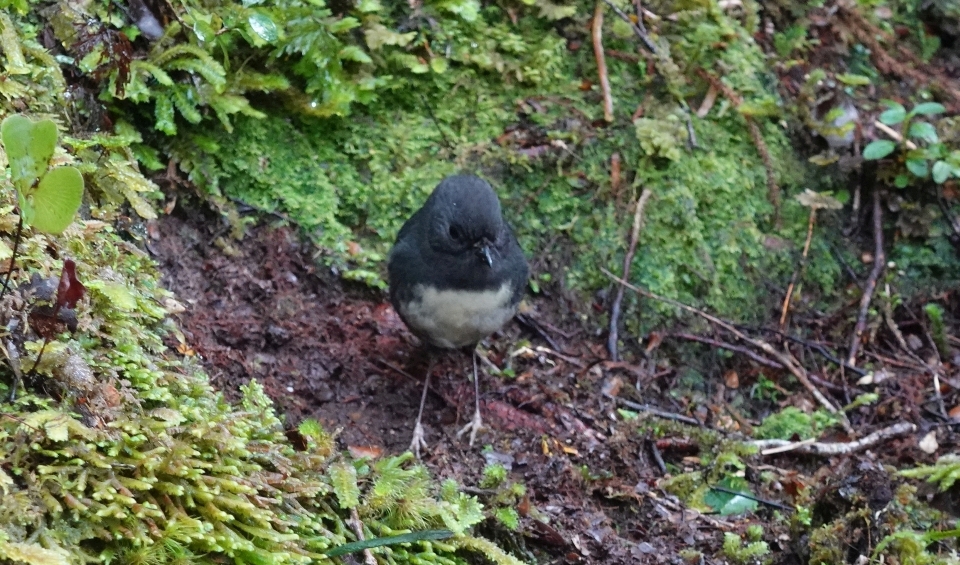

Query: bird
<box><xmin>388</xmin><ymin>174</ymin><xmax>529</xmax><ymax>457</ymax></box>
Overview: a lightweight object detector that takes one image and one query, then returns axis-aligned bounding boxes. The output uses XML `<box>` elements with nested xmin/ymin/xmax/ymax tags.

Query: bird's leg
<box><xmin>410</xmin><ymin>357</ymin><xmax>434</xmax><ymax>459</ymax></box>
<box><xmin>457</xmin><ymin>349</ymin><xmax>484</xmax><ymax>446</ymax></box>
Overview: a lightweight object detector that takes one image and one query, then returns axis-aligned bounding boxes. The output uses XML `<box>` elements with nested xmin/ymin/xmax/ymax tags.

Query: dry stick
<box><xmin>348</xmin><ymin>508</ymin><xmax>377</xmax><ymax>565</ymax></box>
<box><xmin>874</xmin><ymin>121</ymin><xmax>918</xmax><ymax>150</ymax></box>
<box><xmin>602</xmin><ymin>268</ymin><xmax>850</xmax><ymax>431</ymax></box>
<box><xmin>752</xmin><ymin>422</ymin><xmax>916</xmax><ymax>456</ymax></box>
<box><xmin>592</xmin><ymin>2</ymin><xmax>614</xmax><ymax>123</ymax></box>
<box><xmin>779</xmin><ymin>207</ymin><xmax>818</xmax><ymax>328</ymax></box>
<box><xmin>605</xmin><ymin>49</ymin><xmax>641</xmax><ymax>63</ymax></box>
<box><xmin>607</xmin><ymin>188</ymin><xmax>654</xmax><ymax>361</ymax></box>
<box><xmin>601</xmin><ymin>0</ymin><xmax>658</xmax><ymax>54</ymax></box>
<box><xmin>847</xmin><ymin>191</ymin><xmax>885</xmax><ymax>367</ymax></box>
<box><xmin>614</xmin><ymin>397</ymin><xmax>705</xmax><ymax>427</ymax></box>
<box><xmin>0</xmin><ymin>215</ymin><xmax>23</xmax><ymax>300</ymax></box>
<box><xmin>648</xmin><ymin>439</ymin><xmax>667</xmax><ymax>475</ymax></box>
<box><xmin>673</xmin><ymin>332</ymin><xmax>784</xmax><ymax>369</ymax></box>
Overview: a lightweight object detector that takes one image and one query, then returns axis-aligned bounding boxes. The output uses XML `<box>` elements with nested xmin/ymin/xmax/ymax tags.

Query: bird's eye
<box><xmin>448</xmin><ymin>225</ymin><xmax>461</xmax><ymax>240</ymax></box>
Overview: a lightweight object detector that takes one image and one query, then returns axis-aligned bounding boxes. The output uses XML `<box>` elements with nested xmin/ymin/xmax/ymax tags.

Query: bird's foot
<box><xmin>410</xmin><ymin>421</ymin><xmax>428</xmax><ymax>459</ymax></box>
<box><xmin>456</xmin><ymin>409</ymin><xmax>484</xmax><ymax>446</ymax></box>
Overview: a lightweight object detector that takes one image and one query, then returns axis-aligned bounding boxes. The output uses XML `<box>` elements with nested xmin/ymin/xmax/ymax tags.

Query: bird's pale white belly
<box><xmin>400</xmin><ymin>282</ymin><xmax>516</xmax><ymax>349</ymax></box>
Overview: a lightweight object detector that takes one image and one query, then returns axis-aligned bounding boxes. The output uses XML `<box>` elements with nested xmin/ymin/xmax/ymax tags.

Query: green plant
<box><xmin>863</xmin><ymin>100</ymin><xmax>958</xmax><ymax>186</ymax></box>
<box><xmin>475</xmin><ymin>463</ymin><xmax>527</xmax><ymax>532</ymax></box>
<box><xmin>721</xmin><ymin>530</ymin><xmax>770</xmax><ymax>565</ymax></box>
<box><xmin>1</xmin><ymin>115</ymin><xmax>83</xmax><ymax>235</ymax></box>
<box><xmin>924</xmin><ymin>303</ymin><xmax>949</xmax><ymax>359</ymax></box>
<box><xmin>0</xmin><ymin>114</ymin><xmax>84</xmax><ymax>303</ymax></box>
<box><xmin>754</xmin><ymin>406</ymin><xmax>840</xmax><ymax>440</ymax></box>
<box><xmin>901</xmin><ymin>454</ymin><xmax>960</xmax><ymax>491</ymax></box>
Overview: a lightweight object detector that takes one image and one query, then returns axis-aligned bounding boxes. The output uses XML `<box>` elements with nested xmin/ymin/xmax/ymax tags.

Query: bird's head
<box><xmin>426</xmin><ymin>175</ymin><xmax>506</xmax><ymax>267</ymax></box>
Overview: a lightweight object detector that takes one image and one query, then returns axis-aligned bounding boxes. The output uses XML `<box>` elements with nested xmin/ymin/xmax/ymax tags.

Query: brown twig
<box><xmin>614</xmin><ymin>397</ymin><xmax>705</xmax><ymax>427</ymax></box>
<box><xmin>601</xmin><ymin>0</ymin><xmax>658</xmax><ymax>54</ymax></box>
<box><xmin>605</xmin><ymin>49</ymin><xmax>641</xmax><ymax>63</ymax></box>
<box><xmin>592</xmin><ymin>2</ymin><xmax>614</xmax><ymax>123</ymax></box>
<box><xmin>780</xmin><ymin>206</ymin><xmax>818</xmax><ymax>327</ymax></box>
<box><xmin>847</xmin><ymin>190</ymin><xmax>885</xmax><ymax>366</ymax></box>
<box><xmin>648</xmin><ymin>439</ymin><xmax>667</xmax><ymax>475</ymax></box>
<box><xmin>602</xmin><ymin>268</ymin><xmax>849</xmax><ymax>428</ymax></box>
<box><xmin>696</xmin><ymin>69</ymin><xmax>780</xmax><ymax>226</ymax></box>
<box><xmin>752</xmin><ymin>422</ymin><xmax>916</xmax><ymax>456</ymax></box>
<box><xmin>673</xmin><ymin>332</ymin><xmax>784</xmax><ymax>369</ymax></box>
<box><xmin>348</xmin><ymin>507</ymin><xmax>377</xmax><ymax>565</ymax></box>
<box><xmin>608</xmin><ymin>188</ymin><xmax>654</xmax><ymax>361</ymax></box>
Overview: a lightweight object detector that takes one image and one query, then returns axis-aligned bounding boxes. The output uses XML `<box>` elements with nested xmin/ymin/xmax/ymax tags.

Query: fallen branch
<box><xmin>673</xmin><ymin>332</ymin><xmax>784</xmax><ymax>369</ymax></box>
<box><xmin>613</xmin><ymin>397</ymin><xmax>705</xmax><ymax>427</ymax></box>
<box><xmin>602</xmin><ymin>268</ymin><xmax>849</xmax><ymax>428</ymax></box>
<box><xmin>592</xmin><ymin>2</ymin><xmax>614</xmax><ymax>122</ymax></box>
<box><xmin>847</xmin><ymin>190</ymin><xmax>885</xmax><ymax>366</ymax></box>
<box><xmin>601</xmin><ymin>0</ymin><xmax>658</xmax><ymax>54</ymax></box>
<box><xmin>608</xmin><ymin>188</ymin><xmax>653</xmax><ymax>361</ymax></box>
<box><xmin>752</xmin><ymin>422</ymin><xmax>916</xmax><ymax>456</ymax></box>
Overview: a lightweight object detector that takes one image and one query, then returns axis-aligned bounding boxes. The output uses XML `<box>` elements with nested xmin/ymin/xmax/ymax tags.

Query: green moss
<box><xmin>167</xmin><ymin>0</ymin><xmax>840</xmax><ymax>326</ymax></box>
<box><xmin>755</xmin><ymin>406</ymin><xmax>841</xmax><ymax>440</ymax></box>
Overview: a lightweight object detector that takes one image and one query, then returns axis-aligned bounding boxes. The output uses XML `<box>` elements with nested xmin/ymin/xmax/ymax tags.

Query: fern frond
<box><xmin>150</xmin><ymin>43</ymin><xmax>219</xmax><ymax>70</ymax></box>
<box><xmin>170</xmin><ymin>85</ymin><xmax>203</xmax><ymax>124</ymax></box>
<box><xmin>207</xmin><ymin>93</ymin><xmax>264</xmax><ymax>132</ymax></box>
<box><xmin>131</xmin><ymin>60</ymin><xmax>174</xmax><ymax>87</ymax></box>
<box><xmin>154</xmin><ymin>92</ymin><xmax>176</xmax><ymax>134</ymax></box>
<box><xmin>164</xmin><ymin>57</ymin><xmax>227</xmax><ymax>91</ymax></box>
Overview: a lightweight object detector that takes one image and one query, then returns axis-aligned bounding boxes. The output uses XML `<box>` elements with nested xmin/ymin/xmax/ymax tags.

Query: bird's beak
<box><xmin>477</xmin><ymin>242</ymin><xmax>494</xmax><ymax>267</ymax></box>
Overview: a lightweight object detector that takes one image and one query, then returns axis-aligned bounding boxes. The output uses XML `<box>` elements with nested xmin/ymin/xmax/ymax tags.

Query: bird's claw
<box><xmin>456</xmin><ymin>410</ymin><xmax>484</xmax><ymax>446</ymax></box>
<box><xmin>410</xmin><ymin>421</ymin><xmax>428</xmax><ymax>459</ymax></box>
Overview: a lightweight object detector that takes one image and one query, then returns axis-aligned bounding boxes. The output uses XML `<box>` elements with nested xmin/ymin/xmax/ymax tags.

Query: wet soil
<box><xmin>150</xmin><ymin>200</ymin><xmax>724</xmax><ymax>563</ymax></box>
<box><xmin>148</xmin><ymin>197</ymin><xmax>949</xmax><ymax>564</ymax></box>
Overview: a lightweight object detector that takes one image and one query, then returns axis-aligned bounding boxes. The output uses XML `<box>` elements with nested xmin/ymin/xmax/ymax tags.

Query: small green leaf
<box><xmin>356</xmin><ymin>0</ymin><xmax>382</xmax><ymax>11</ymax></box>
<box><xmin>705</xmin><ymin>477</ymin><xmax>759</xmax><ymax>516</ymax></box>
<box><xmin>905</xmin><ymin>158</ymin><xmax>929</xmax><ymax>178</ymax></box>
<box><xmin>863</xmin><ymin>140</ymin><xmax>896</xmax><ymax>160</ymax></box>
<box><xmin>2</xmin><ymin>115</ymin><xmax>58</xmax><ymax>192</ymax></box>
<box><xmin>28</xmin><ymin>166</ymin><xmax>84</xmax><ymax>234</ymax></box>
<box><xmin>910</xmin><ymin>102</ymin><xmax>946</xmax><ymax>116</ymax></box>
<box><xmin>908</xmin><ymin>121</ymin><xmax>938</xmax><ymax>144</ymax></box>
<box><xmin>339</xmin><ymin>45</ymin><xmax>372</xmax><ymax>64</ymax></box>
<box><xmin>932</xmin><ymin>160</ymin><xmax>951</xmax><ymax>183</ymax></box>
<box><xmin>329</xmin><ymin>462</ymin><xmax>360</xmax><ymax>509</ymax></box>
<box><xmin>44</xmin><ymin>416</ymin><xmax>70</xmax><ymax>442</ymax></box>
<box><xmin>894</xmin><ymin>174</ymin><xmax>910</xmax><ymax>188</ymax></box>
<box><xmin>247</xmin><ymin>11</ymin><xmax>279</xmax><ymax>44</ymax></box>
<box><xmin>836</xmin><ymin>73</ymin><xmax>871</xmax><ymax>86</ymax></box>
<box><xmin>95</xmin><ymin>282</ymin><xmax>139</xmax><ymax>311</ymax></box>
<box><xmin>878</xmin><ymin>101</ymin><xmax>906</xmax><ymax>125</ymax></box>
<box><xmin>430</xmin><ymin>57</ymin><xmax>448</xmax><ymax>73</ymax></box>
<box><xmin>440</xmin><ymin>0</ymin><xmax>480</xmax><ymax>21</ymax></box>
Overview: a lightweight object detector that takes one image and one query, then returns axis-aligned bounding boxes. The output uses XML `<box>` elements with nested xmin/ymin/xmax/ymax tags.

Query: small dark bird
<box><xmin>388</xmin><ymin>175</ymin><xmax>529</xmax><ymax>457</ymax></box>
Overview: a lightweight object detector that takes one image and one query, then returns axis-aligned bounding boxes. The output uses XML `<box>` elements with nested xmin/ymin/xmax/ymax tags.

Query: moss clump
<box><xmin>157</xmin><ymin>0</ymin><xmax>843</xmax><ymax>329</ymax></box>
<box><xmin>0</xmin><ymin>219</ymin><xmax>521</xmax><ymax>564</ymax></box>
<box><xmin>754</xmin><ymin>406</ymin><xmax>840</xmax><ymax>440</ymax></box>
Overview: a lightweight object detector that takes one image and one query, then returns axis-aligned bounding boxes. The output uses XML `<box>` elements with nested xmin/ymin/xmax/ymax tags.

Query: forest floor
<box><xmin>151</xmin><ymin>195</ymin><xmax>955</xmax><ymax>565</ymax></box>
